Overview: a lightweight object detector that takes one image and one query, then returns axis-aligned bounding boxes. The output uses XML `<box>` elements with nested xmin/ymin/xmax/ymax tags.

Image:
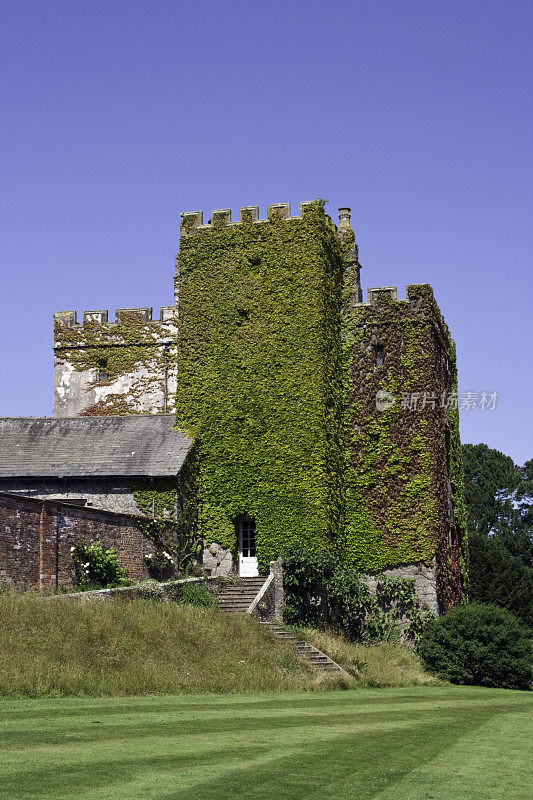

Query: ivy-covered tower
<box><xmin>176</xmin><ymin>202</ymin><xmax>345</xmax><ymax>575</ymax></box>
<box><xmin>51</xmin><ymin>199</ymin><xmax>467</xmax><ymax>611</ymax></box>
<box><xmin>343</xmin><ymin>284</ymin><xmax>468</xmax><ymax>612</ymax></box>
<box><xmin>175</xmin><ymin>200</ymin><xmax>467</xmax><ymax>609</ymax></box>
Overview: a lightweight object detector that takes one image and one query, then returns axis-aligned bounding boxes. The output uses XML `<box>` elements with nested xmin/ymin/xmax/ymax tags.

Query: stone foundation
<box><xmin>363</xmin><ymin>560</ymin><xmax>439</xmax><ymax>614</ymax></box>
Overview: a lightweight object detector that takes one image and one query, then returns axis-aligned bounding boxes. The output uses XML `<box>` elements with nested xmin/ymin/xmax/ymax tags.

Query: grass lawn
<box><xmin>0</xmin><ymin>686</ymin><xmax>531</xmax><ymax>799</ymax></box>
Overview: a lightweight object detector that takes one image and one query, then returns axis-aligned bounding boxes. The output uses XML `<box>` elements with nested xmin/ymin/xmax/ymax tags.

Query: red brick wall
<box><xmin>0</xmin><ymin>493</ymin><xmax>153</xmax><ymax>589</ymax></box>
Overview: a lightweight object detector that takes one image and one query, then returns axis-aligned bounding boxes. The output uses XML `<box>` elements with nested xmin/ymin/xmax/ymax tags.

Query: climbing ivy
<box><xmin>175</xmin><ymin>201</ymin><xmax>345</xmax><ymax>573</ymax></box>
<box><xmin>342</xmin><ymin>285</ymin><xmax>467</xmax><ymax>607</ymax></box>
<box><xmin>130</xmin><ymin>447</ymin><xmax>201</xmax><ymax>575</ymax></box>
<box><xmin>283</xmin><ymin>547</ymin><xmax>434</xmax><ymax>644</ymax></box>
<box><xmin>54</xmin><ymin>311</ymin><xmax>176</xmax><ymax>415</ymax></box>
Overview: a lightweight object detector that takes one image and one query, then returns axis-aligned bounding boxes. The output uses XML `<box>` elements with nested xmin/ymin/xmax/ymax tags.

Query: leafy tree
<box><xmin>419</xmin><ymin>603</ymin><xmax>531</xmax><ymax>690</ymax></box>
<box><xmin>462</xmin><ymin>444</ymin><xmax>532</xmax><ymax>567</ymax></box>
<box><xmin>462</xmin><ymin>443</ymin><xmax>519</xmax><ymax>536</ymax></box>
<box><xmin>468</xmin><ymin>532</ymin><xmax>533</xmax><ymax>627</ymax></box>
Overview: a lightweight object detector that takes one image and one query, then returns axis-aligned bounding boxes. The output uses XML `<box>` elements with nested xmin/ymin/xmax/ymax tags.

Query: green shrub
<box><xmin>71</xmin><ymin>536</ymin><xmax>128</xmax><ymax>590</ymax></box>
<box><xmin>282</xmin><ymin>547</ymin><xmax>335</xmax><ymax>625</ymax></box>
<box><xmin>418</xmin><ymin>603</ymin><xmax>532</xmax><ymax>690</ymax></box>
<box><xmin>283</xmin><ymin>547</ymin><xmax>434</xmax><ymax>643</ymax></box>
<box><xmin>179</xmin><ymin>581</ymin><xmax>217</xmax><ymax>608</ymax></box>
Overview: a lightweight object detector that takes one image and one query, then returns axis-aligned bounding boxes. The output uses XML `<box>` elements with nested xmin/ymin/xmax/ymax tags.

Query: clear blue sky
<box><xmin>1</xmin><ymin>0</ymin><xmax>531</xmax><ymax>464</ymax></box>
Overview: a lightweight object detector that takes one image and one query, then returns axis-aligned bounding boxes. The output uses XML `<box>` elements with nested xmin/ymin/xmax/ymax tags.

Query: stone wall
<box><xmin>53</xmin><ymin>307</ymin><xmax>177</xmax><ymax>417</ymax></box>
<box><xmin>0</xmin><ymin>478</ymin><xmax>144</xmax><ymax>515</ymax></box>
<box><xmin>0</xmin><ymin>492</ymin><xmax>154</xmax><ymax>589</ymax></box>
<box><xmin>363</xmin><ymin>560</ymin><xmax>439</xmax><ymax>614</ymax></box>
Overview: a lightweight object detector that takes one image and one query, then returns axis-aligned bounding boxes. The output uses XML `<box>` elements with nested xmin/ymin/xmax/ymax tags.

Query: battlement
<box><xmin>180</xmin><ymin>202</ymin><xmax>320</xmax><ymax>233</ymax></box>
<box><xmin>361</xmin><ymin>285</ymin><xmax>435</xmax><ymax>306</ymax></box>
<box><xmin>354</xmin><ymin>284</ymin><xmax>448</xmax><ymax>341</ymax></box>
<box><xmin>54</xmin><ymin>306</ymin><xmax>177</xmax><ymax>328</ymax></box>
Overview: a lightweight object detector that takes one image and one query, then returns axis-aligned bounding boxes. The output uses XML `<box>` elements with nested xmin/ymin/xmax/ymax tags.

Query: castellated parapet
<box><xmin>179</xmin><ymin>202</ymin><xmax>317</xmax><ymax>233</ymax></box>
<box><xmin>53</xmin><ymin>306</ymin><xmax>177</xmax><ymax>418</ymax></box>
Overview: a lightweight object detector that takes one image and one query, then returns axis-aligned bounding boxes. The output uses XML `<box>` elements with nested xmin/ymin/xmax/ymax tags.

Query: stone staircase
<box><xmin>262</xmin><ymin>623</ymin><xmax>351</xmax><ymax>678</ymax></box>
<box><xmin>217</xmin><ymin>577</ymin><xmax>267</xmax><ymax>614</ymax></box>
<box><xmin>216</xmin><ymin>577</ymin><xmax>350</xmax><ymax>678</ymax></box>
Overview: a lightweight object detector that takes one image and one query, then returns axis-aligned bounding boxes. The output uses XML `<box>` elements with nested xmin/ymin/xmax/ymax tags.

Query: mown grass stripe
<box><xmin>0</xmin><ymin>688</ymin><xmax>531</xmax><ymax>800</ymax></box>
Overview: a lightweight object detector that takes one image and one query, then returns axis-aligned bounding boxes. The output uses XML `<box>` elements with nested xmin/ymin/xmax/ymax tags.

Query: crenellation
<box><xmin>84</xmin><ymin>310</ymin><xmax>108</xmax><ymax>324</ymax></box>
<box><xmin>179</xmin><ymin>201</ymin><xmax>318</xmax><ymax>234</ymax></box>
<box><xmin>54</xmin><ymin>311</ymin><xmax>78</xmax><ymax>327</ymax></box>
<box><xmin>160</xmin><ymin>306</ymin><xmax>177</xmax><ymax>323</ymax></box>
<box><xmin>211</xmin><ymin>208</ymin><xmax>231</xmax><ymax>226</ymax></box>
<box><xmin>240</xmin><ymin>205</ymin><xmax>259</xmax><ymax>223</ymax></box>
<box><xmin>55</xmin><ymin>307</ymin><xmax>177</xmax><ymax>331</ymax></box>
<box><xmin>115</xmin><ymin>307</ymin><xmax>153</xmax><ymax>323</ymax></box>
<box><xmin>367</xmin><ymin>287</ymin><xmax>398</xmax><ymax>305</ymax></box>
<box><xmin>267</xmin><ymin>202</ymin><xmax>291</xmax><ymax>220</ymax></box>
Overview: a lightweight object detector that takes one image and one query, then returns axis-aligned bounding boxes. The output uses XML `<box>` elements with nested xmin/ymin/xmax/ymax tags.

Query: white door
<box><xmin>238</xmin><ymin>518</ymin><xmax>258</xmax><ymax>577</ymax></box>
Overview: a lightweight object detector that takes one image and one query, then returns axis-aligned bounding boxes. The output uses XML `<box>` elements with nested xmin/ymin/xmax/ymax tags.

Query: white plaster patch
<box><xmin>56</xmin><ymin>362</ymin><xmax>74</xmax><ymax>400</ymax></box>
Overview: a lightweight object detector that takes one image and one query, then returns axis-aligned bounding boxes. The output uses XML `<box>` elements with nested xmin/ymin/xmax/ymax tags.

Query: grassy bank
<box><xmin>0</xmin><ymin>593</ymin><xmax>325</xmax><ymax>696</ymax></box>
<box><xmin>294</xmin><ymin>626</ymin><xmax>442</xmax><ymax>687</ymax></box>
<box><xmin>0</xmin><ymin>687</ymin><xmax>531</xmax><ymax>800</ymax></box>
<box><xmin>0</xmin><ymin>593</ymin><xmax>442</xmax><ymax>696</ymax></box>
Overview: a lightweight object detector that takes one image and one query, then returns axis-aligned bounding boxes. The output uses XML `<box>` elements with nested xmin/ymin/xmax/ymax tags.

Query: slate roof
<box><xmin>0</xmin><ymin>415</ymin><xmax>194</xmax><ymax>478</ymax></box>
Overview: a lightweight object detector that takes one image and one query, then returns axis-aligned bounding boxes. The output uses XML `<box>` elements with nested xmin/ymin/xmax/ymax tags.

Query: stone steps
<box><xmin>217</xmin><ymin>577</ymin><xmax>266</xmax><ymax>613</ymax></box>
<box><xmin>215</xmin><ymin>578</ymin><xmax>350</xmax><ymax>678</ymax></box>
<box><xmin>262</xmin><ymin>623</ymin><xmax>351</xmax><ymax>677</ymax></box>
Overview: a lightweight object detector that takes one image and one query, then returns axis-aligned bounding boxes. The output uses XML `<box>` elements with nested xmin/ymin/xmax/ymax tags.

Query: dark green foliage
<box><xmin>282</xmin><ymin>548</ymin><xmax>336</xmax><ymax>625</ymax></box>
<box><xmin>419</xmin><ymin>603</ymin><xmax>532</xmax><ymax>690</ymax></box>
<box><xmin>462</xmin><ymin>445</ymin><xmax>532</xmax><ymax>568</ymax></box>
<box><xmin>462</xmin><ymin>444</ymin><xmax>520</xmax><ymax>537</ymax></box>
<box><xmin>327</xmin><ymin>566</ymin><xmax>372</xmax><ymax>639</ymax></box>
<box><xmin>71</xmin><ymin>536</ymin><xmax>129</xmax><ymax>590</ymax></box>
<box><xmin>144</xmin><ymin>549</ymin><xmax>175</xmax><ymax>581</ymax></box>
<box><xmin>178</xmin><ymin>581</ymin><xmax>217</xmax><ymax>608</ymax></box>
<box><xmin>283</xmin><ymin>548</ymin><xmax>433</xmax><ymax>643</ymax></box>
<box><xmin>493</xmin><ymin>457</ymin><xmax>533</xmax><ymax>568</ymax></box>
<box><xmin>462</xmin><ymin>444</ymin><xmax>532</xmax><ymax>623</ymax></box>
<box><xmin>468</xmin><ymin>532</ymin><xmax>533</xmax><ymax>627</ymax></box>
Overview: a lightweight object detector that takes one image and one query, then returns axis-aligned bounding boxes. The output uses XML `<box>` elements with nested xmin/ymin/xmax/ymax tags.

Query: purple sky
<box><xmin>1</xmin><ymin>0</ymin><xmax>531</xmax><ymax>465</ymax></box>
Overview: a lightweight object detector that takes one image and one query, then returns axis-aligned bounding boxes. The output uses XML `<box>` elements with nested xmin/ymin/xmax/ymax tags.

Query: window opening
<box><xmin>96</xmin><ymin>358</ymin><xmax>109</xmax><ymax>382</ymax></box>
<box><xmin>239</xmin><ymin>517</ymin><xmax>256</xmax><ymax>557</ymax></box>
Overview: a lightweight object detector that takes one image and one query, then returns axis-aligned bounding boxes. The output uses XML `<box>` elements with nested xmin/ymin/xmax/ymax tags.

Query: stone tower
<box><xmin>52</xmin><ymin>199</ymin><xmax>467</xmax><ymax>609</ymax></box>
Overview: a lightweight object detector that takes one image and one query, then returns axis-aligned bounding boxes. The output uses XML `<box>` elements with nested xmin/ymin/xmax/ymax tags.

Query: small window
<box><xmin>238</xmin><ymin>517</ymin><xmax>256</xmax><ymax>557</ymax></box>
<box><xmin>375</xmin><ymin>345</ymin><xmax>384</xmax><ymax>367</ymax></box>
<box><xmin>95</xmin><ymin>358</ymin><xmax>109</xmax><ymax>381</ymax></box>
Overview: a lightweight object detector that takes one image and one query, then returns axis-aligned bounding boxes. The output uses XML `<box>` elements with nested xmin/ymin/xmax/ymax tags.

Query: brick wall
<box><xmin>0</xmin><ymin>492</ymin><xmax>153</xmax><ymax>589</ymax></box>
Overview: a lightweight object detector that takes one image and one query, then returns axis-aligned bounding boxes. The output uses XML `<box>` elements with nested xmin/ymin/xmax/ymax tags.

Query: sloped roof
<box><xmin>0</xmin><ymin>415</ymin><xmax>194</xmax><ymax>478</ymax></box>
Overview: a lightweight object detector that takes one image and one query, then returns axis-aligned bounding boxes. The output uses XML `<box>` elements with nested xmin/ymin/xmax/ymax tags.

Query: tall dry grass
<box><xmin>0</xmin><ymin>593</ymin><xmax>328</xmax><ymax>697</ymax></box>
<box><xmin>294</xmin><ymin>626</ymin><xmax>443</xmax><ymax>687</ymax></box>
